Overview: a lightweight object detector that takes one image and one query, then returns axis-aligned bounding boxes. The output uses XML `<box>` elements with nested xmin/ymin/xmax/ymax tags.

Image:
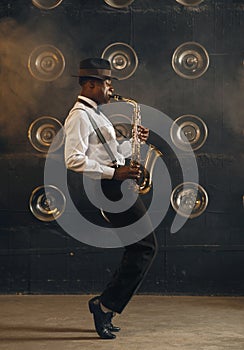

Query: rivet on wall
<box><xmin>28</xmin><ymin>44</ymin><xmax>65</xmax><ymax>82</ymax></box>
<box><xmin>32</xmin><ymin>0</ymin><xmax>63</xmax><ymax>10</ymax></box>
<box><xmin>171</xmin><ymin>182</ymin><xmax>208</xmax><ymax>219</ymax></box>
<box><xmin>172</xmin><ymin>42</ymin><xmax>209</xmax><ymax>79</ymax></box>
<box><xmin>29</xmin><ymin>185</ymin><xmax>66</xmax><ymax>222</ymax></box>
<box><xmin>104</xmin><ymin>0</ymin><xmax>135</xmax><ymax>9</ymax></box>
<box><xmin>28</xmin><ymin>116</ymin><xmax>64</xmax><ymax>153</ymax></box>
<box><xmin>170</xmin><ymin>115</ymin><xmax>208</xmax><ymax>151</ymax></box>
<box><xmin>101</xmin><ymin>42</ymin><xmax>138</xmax><ymax>80</ymax></box>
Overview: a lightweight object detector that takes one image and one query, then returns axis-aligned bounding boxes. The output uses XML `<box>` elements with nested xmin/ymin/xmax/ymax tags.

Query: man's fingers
<box><xmin>129</xmin><ymin>167</ymin><xmax>142</xmax><ymax>179</ymax></box>
<box><xmin>114</xmin><ymin>165</ymin><xmax>142</xmax><ymax>181</ymax></box>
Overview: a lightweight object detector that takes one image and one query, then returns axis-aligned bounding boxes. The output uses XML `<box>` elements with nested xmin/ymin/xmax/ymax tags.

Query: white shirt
<box><xmin>64</xmin><ymin>96</ymin><xmax>132</xmax><ymax>179</ymax></box>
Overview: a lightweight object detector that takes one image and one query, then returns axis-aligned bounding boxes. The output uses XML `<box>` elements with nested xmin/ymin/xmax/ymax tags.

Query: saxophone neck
<box><xmin>111</xmin><ymin>94</ymin><xmax>137</xmax><ymax>105</ymax></box>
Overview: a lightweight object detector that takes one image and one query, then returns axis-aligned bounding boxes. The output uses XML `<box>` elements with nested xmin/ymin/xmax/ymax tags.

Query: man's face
<box><xmin>94</xmin><ymin>79</ymin><xmax>114</xmax><ymax>105</ymax></box>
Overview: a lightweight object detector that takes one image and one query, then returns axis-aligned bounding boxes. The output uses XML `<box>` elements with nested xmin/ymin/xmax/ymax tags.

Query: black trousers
<box><xmin>100</xmin><ymin>231</ymin><xmax>157</xmax><ymax>313</ymax></box>
<box><xmin>67</xmin><ymin>170</ymin><xmax>158</xmax><ymax>314</ymax></box>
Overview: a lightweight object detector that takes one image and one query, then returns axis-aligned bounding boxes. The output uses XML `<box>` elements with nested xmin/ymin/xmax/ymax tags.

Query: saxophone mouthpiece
<box><xmin>111</xmin><ymin>94</ymin><xmax>123</xmax><ymax>101</ymax></box>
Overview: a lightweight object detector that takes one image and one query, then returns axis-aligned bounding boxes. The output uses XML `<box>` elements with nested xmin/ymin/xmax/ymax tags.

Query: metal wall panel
<box><xmin>0</xmin><ymin>0</ymin><xmax>243</xmax><ymax>294</ymax></box>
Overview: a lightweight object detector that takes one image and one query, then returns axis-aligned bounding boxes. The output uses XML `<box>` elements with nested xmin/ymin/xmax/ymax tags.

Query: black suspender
<box><xmin>71</xmin><ymin>107</ymin><xmax>118</xmax><ymax>168</ymax></box>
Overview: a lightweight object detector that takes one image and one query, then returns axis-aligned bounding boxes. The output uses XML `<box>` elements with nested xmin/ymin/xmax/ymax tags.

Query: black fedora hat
<box><xmin>73</xmin><ymin>57</ymin><xmax>117</xmax><ymax>80</ymax></box>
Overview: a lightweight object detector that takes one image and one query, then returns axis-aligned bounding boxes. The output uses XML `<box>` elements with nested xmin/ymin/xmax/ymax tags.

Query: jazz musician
<box><xmin>64</xmin><ymin>58</ymin><xmax>158</xmax><ymax>339</ymax></box>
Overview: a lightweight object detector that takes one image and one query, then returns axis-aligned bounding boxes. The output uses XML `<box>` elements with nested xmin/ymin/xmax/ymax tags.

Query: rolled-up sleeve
<box><xmin>118</xmin><ymin>140</ymin><xmax>132</xmax><ymax>159</ymax></box>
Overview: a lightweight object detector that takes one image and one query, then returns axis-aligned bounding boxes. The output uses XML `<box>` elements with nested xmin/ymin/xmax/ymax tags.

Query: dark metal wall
<box><xmin>0</xmin><ymin>0</ymin><xmax>243</xmax><ymax>294</ymax></box>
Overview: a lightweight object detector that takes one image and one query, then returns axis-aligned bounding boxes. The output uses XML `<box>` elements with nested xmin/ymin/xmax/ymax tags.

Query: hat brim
<box><xmin>71</xmin><ymin>74</ymin><xmax>118</xmax><ymax>80</ymax></box>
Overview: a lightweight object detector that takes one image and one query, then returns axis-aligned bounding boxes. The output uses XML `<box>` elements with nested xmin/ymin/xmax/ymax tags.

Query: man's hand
<box><xmin>113</xmin><ymin>165</ymin><xmax>141</xmax><ymax>181</ymax></box>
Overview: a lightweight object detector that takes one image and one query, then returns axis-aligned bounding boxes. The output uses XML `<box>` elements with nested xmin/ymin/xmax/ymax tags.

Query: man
<box><xmin>64</xmin><ymin>58</ymin><xmax>158</xmax><ymax>339</ymax></box>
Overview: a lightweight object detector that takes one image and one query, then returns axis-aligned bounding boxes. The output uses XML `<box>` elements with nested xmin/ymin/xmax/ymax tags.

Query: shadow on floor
<box><xmin>0</xmin><ymin>324</ymin><xmax>99</xmax><ymax>342</ymax></box>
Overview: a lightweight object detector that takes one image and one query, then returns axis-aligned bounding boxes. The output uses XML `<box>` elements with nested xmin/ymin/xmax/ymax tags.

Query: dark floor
<box><xmin>0</xmin><ymin>295</ymin><xmax>244</xmax><ymax>350</ymax></box>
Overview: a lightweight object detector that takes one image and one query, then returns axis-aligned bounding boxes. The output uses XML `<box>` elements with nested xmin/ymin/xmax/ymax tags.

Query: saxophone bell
<box><xmin>138</xmin><ymin>145</ymin><xmax>162</xmax><ymax>194</ymax></box>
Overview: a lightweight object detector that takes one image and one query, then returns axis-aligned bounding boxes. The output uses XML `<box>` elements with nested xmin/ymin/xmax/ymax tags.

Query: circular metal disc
<box><xmin>29</xmin><ymin>185</ymin><xmax>66</xmax><ymax>222</ymax></box>
<box><xmin>28</xmin><ymin>45</ymin><xmax>65</xmax><ymax>81</ymax></box>
<box><xmin>101</xmin><ymin>42</ymin><xmax>138</xmax><ymax>80</ymax></box>
<box><xmin>32</xmin><ymin>0</ymin><xmax>63</xmax><ymax>10</ymax></box>
<box><xmin>172</xmin><ymin>42</ymin><xmax>209</xmax><ymax>79</ymax></box>
<box><xmin>28</xmin><ymin>116</ymin><xmax>64</xmax><ymax>153</ymax></box>
<box><xmin>176</xmin><ymin>0</ymin><xmax>204</xmax><ymax>5</ymax></box>
<box><xmin>170</xmin><ymin>114</ymin><xmax>208</xmax><ymax>151</ymax></box>
<box><xmin>171</xmin><ymin>182</ymin><xmax>208</xmax><ymax>219</ymax></box>
<box><xmin>104</xmin><ymin>0</ymin><xmax>134</xmax><ymax>8</ymax></box>
<box><xmin>108</xmin><ymin>114</ymin><xmax>132</xmax><ymax>141</ymax></box>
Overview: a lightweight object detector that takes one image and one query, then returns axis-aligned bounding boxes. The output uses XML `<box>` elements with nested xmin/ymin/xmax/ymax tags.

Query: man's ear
<box><xmin>87</xmin><ymin>80</ymin><xmax>96</xmax><ymax>89</ymax></box>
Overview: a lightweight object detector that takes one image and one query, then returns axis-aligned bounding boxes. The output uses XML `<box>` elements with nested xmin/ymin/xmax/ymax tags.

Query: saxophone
<box><xmin>112</xmin><ymin>94</ymin><xmax>162</xmax><ymax>194</ymax></box>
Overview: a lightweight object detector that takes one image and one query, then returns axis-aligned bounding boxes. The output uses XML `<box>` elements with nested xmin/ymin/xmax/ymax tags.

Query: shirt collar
<box><xmin>78</xmin><ymin>95</ymin><xmax>98</xmax><ymax>110</ymax></box>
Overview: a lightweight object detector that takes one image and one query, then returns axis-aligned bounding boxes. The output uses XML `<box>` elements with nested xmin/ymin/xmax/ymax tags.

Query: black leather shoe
<box><xmin>89</xmin><ymin>296</ymin><xmax>120</xmax><ymax>332</ymax></box>
<box><xmin>105</xmin><ymin>312</ymin><xmax>121</xmax><ymax>332</ymax></box>
<box><xmin>88</xmin><ymin>296</ymin><xmax>116</xmax><ymax>339</ymax></box>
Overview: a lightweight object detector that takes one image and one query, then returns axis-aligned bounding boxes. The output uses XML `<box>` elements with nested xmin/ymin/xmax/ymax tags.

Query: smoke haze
<box><xmin>0</xmin><ymin>16</ymin><xmax>76</xmax><ymax>149</ymax></box>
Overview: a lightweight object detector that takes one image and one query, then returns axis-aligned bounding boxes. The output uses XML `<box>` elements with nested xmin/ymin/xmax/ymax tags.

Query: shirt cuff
<box><xmin>101</xmin><ymin>166</ymin><xmax>115</xmax><ymax>179</ymax></box>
